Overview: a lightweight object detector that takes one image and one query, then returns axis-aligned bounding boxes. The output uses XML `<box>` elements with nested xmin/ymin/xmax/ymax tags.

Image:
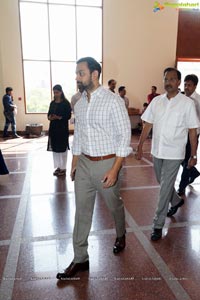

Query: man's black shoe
<box><xmin>189</xmin><ymin>174</ymin><xmax>200</xmax><ymax>184</ymax></box>
<box><xmin>151</xmin><ymin>229</ymin><xmax>162</xmax><ymax>241</ymax></box>
<box><xmin>167</xmin><ymin>199</ymin><xmax>184</xmax><ymax>217</ymax></box>
<box><xmin>113</xmin><ymin>233</ymin><xmax>126</xmax><ymax>254</ymax></box>
<box><xmin>56</xmin><ymin>261</ymin><xmax>89</xmax><ymax>280</ymax></box>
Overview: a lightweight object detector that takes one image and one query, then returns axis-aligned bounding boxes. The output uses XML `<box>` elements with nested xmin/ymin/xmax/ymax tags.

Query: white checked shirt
<box><xmin>72</xmin><ymin>86</ymin><xmax>132</xmax><ymax>157</ymax></box>
<box><xmin>141</xmin><ymin>92</ymin><xmax>199</xmax><ymax>159</ymax></box>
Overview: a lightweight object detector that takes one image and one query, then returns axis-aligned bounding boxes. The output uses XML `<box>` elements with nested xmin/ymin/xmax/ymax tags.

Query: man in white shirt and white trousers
<box><xmin>136</xmin><ymin>68</ymin><xmax>199</xmax><ymax>241</ymax></box>
<box><xmin>57</xmin><ymin>57</ymin><xmax>132</xmax><ymax>280</ymax></box>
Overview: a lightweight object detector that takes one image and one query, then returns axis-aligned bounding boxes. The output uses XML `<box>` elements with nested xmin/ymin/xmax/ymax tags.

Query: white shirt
<box><xmin>190</xmin><ymin>91</ymin><xmax>200</xmax><ymax>135</ymax></box>
<box><xmin>120</xmin><ymin>96</ymin><xmax>129</xmax><ymax>109</ymax></box>
<box><xmin>71</xmin><ymin>91</ymin><xmax>82</xmax><ymax>112</ymax></box>
<box><xmin>141</xmin><ymin>92</ymin><xmax>199</xmax><ymax>159</ymax></box>
<box><xmin>72</xmin><ymin>86</ymin><xmax>132</xmax><ymax>157</ymax></box>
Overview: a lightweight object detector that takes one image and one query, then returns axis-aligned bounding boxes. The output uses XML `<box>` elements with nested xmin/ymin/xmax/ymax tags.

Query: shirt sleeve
<box><xmin>72</xmin><ymin>105</ymin><xmax>82</xmax><ymax>155</ymax></box>
<box><xmin>141</xmin><ymin>100</ymin><xmax>155</xmax><ymax>123</ymax></box>
<box><xmin>111</xmin><ymin>96</ymin><xmax>132</xmax><ymax>157</ymax></box>
<box><xmin>3</xmin><ymin>95</ymin><xmax>13</xmax><ymax>111</ymax></box>
<box><xmin>186</xmin><ymin>100</ymin><xmax>200</xmax><ymax>129</ymax></box>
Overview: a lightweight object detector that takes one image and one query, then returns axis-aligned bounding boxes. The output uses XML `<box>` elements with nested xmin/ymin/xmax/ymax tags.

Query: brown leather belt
<box><xmin>83</xmin><ymin>153</ymin><xmax>116</xmax><ymax>161</ymax></box>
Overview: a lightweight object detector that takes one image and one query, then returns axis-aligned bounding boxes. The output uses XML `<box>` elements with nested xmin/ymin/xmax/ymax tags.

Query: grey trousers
<box><xmin>73</xmin><ymin>154</ymin><xmax>126</xmax><ymax>263</ymax></box>
<box><xmin>153</xmin><ymin>157</ymin><xmax>182</xmax><ymax>229</ymax></box>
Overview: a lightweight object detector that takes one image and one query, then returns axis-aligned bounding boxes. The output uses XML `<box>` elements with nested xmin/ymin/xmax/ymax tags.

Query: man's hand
<box><xmin>187</xmin><ymin>157</ymin><xmax>197</xmax><ymax>169</ymax></box>
<box><xmin>135</xmin><ymin>146</ymin><xmax>143</xmax><ymax>160</ymax></box>
<box><xmin>135</xmin><ymin>122</ymin><xmax>152</xmax><ymax>160</ymax></box>
<box><xmin>70</xmin><ymin>167</ymin><xmax>76</xmax><ymax>181</ymax></box>
<box><xmin>70</xmin><ymin>155</ymin><xmax>79</xmax><ymax>181</ymax></box>
<box><xmin>101</xmin><ymin>169</ymin><xmax>118</xmax><ymax>188</ymax></box>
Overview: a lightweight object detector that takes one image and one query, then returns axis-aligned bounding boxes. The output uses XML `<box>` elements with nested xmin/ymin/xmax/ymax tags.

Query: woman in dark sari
<box><xmin>47</xmin><ymin>85</ymin><xmax>71</xmax><ymax>176</ymax></box>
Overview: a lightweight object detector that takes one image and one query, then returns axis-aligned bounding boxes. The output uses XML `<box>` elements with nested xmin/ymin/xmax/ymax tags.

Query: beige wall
<box><xmin>0</xmin><ymin>0</ymin><xmax>179</xmax><ymax>131</ymax></box>
<box><xmin>103</xmin><ymin>0</ymin><xmax>179</xmax><ymax>108</ymax></box>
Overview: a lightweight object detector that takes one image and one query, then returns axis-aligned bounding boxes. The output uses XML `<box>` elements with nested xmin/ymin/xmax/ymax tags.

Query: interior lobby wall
<box><xmin>0</xmin><ymin>0</ymin><xmax>179</xmax><ymax>131</ymax></box>
<box><xmin>103</xmin><ymin>0</ymin><xmax>179</xmax><ymax>108</ymax></box>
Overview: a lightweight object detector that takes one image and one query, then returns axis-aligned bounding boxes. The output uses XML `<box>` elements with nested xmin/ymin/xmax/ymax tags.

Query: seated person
<box><xmin>142</xmin><ymin>102</ymin><xmax>148</xmax><ymax>113</ymax></box>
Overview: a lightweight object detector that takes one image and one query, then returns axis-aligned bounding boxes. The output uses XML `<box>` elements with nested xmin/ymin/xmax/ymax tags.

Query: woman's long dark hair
<box><xmin>53</xmin><ymin>84</ymin><xmax>67</xmax><ymax>101</ymax></box>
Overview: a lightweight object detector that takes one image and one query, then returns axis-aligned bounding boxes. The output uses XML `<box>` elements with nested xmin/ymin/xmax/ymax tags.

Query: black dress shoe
<box><xmin>151</xmin><ymin>229</ymin><xmax>162</xmax><ymax>241</ymax></box>
<box><xmin>56</xmin><ymin>261</ymin><xmax>89</xmax><ymax>280</ymax></box>
<box><xmin>113</xmin><ymin>233</ymin><xmax>126</xmax><ymax>254</ymax></box>
<box><xmin>189</xmin><ymin>173</ymin><xmax>200</xmax><ymax>184</ymax></box>
<box><xmin>167</xmin><ymin>199</ymin><xmax>184</xmax><ymax>217</ymax></box>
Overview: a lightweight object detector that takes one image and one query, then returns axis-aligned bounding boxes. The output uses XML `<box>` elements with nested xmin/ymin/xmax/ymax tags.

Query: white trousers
<box><xmin>53</xmin><ymin>151</ymin><xmax>68</xmax><ymax>169</ymax></box>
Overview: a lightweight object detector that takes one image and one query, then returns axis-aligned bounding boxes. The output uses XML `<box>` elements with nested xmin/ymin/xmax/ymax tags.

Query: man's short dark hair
<box><xmin>108</xmin><ymin>79</ymin><xmax>116</xmax><ymax>86</ymax></box>
<box><xmin>143</xmin><ymin>102</ymin><xmax>148</xmax><ymax>107</ymax></box>
<box><xmin>77</xmin><ymin>57</ymin><xmax>101</xmax><ymax>79</ymax></box>
<box><xmin>5</xmin><ymin>87</ymin><xmax>13</xmax><ymax>93</ymax></box>
<box><xmin>163</xmin><ymin>67</ymin><xmax>181</xmax><ymax>80</ymax></box>
<box><xmin>152</xmin><ymin>86</ymin><xmax>157</xmax><ymax>90</ymax></box>
<box><xmin>118</xmin><ymin>86</ymin><xmax>125</xmax><ymax>93</ymax></box>
<box><xmin>184</xmin><ymin>74</ymin><xmax>198</xmax><ymax>86</ymax></box>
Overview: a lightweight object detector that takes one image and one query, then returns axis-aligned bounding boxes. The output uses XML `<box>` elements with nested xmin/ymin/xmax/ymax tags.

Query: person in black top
<box><xmin>0</xmin><ymin>149</ymin><xmax>9</xmax><ymax>175</ymax></box>
<box><xmin>2</xmin><ymin>87</ymin><xmax>20</xmax><ymax>138</ymax></box>
<box><xmin>47</xmin><ymin>85</ymin><xmax>71</xmax><ymax>176</ymax></box>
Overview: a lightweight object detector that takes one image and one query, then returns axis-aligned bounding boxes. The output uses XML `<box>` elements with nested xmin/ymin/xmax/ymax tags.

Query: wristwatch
<box><xmin>191</xmin><ymin>155</ymin><xmax>197</xmax><ymax>159</ymax></box>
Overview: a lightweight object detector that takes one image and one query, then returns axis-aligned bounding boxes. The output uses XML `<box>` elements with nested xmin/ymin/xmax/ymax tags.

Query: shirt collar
<box><xmin>164</xmin><ymin>91</ymin><xmax>180</xmax><ymax>101</ymax></box>
<box><xmin>82</xmin><ymin>85</ymin><xmax>103</xmax><ymax>100</ymax></box>
<box><xmin>191</xmin><ymin>91</ymin><xmax>197</xmax><ymax>99</ymax></box>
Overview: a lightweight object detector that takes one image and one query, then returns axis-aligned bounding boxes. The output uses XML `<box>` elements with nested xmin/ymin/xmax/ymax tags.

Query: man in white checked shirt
<box><xmin>56</xmin><ymin>57</ymin><xmax>132</xmax><ymax>280</ymax></box>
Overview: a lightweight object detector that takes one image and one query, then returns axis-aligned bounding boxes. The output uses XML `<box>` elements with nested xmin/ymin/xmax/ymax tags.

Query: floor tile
<box><xmin>13</xmin><ymin>234</ymin><xmax>176</xmax><ymax>300</ymax></box>
<box><xmin>121</xmin><ymin>165</ymin><xmax>158</xmax><ymax>188</ymax></box>
<box><xmin>145</xmin><ymin>227</ymin><xmax>200</xmax><ymax>300</ymax></box>
<box><xmin>22</xmin><ymin>192</ymin><xmax>123</xmax><ymax>238</ymax></box>
<box><xmin>0</xmin><ymin>246</ymin><xmax>9</xmax><ymax>284</ymax></box>
<box><xmin>122</xmin><ymin>189</ymin><xmax>159</xmax><ymax>227</ymax></box>
<box><xmin>3</xmin><ymin>158</ymin><xmax>28</xmax><ymax>173</ymax></box>
<box><xmin>0</xmin><ymin>198</ymin><xmax>20</xmax><ymax>240</ymax></box>
<box><xmin>0</xmin><ymin>173</ymin><xmax>25</xmax><ymax>196</ymax></box>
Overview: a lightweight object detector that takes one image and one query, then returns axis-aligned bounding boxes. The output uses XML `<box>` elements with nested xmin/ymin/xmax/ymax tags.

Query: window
<box><xmin>19</xmin><ymin>0</ymin><xmax>102</xmax><ymax>113</ymax></box>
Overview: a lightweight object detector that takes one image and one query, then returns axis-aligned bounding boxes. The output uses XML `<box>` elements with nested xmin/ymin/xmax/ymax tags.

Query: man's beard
<box><xmin>77</xmin><ymin>83</ymin><xmax>85</xmax><ymax>93</ymax></box>
<box><xmin>77</xmin><ymin>79</ymin><xmax>94</xmax><ymax>93</ymax></box>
